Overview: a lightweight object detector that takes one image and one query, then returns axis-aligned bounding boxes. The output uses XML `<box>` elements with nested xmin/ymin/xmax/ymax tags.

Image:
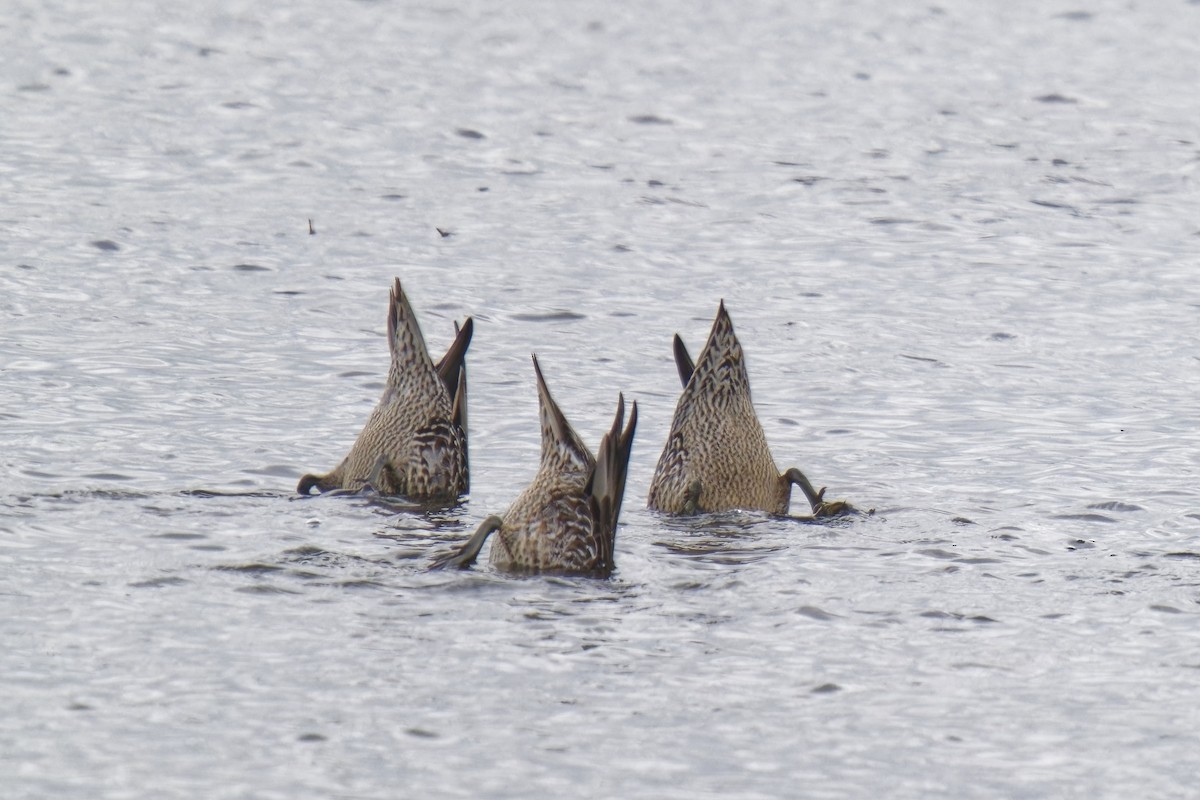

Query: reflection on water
<box><xmin>5</xmin><ymin>0</ymin><xmax>1200</xmax><ymax>797</ymax></box>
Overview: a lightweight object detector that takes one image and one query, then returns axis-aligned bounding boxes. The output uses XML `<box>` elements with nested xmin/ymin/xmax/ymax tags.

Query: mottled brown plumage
<box><xmin>647</xmin><ymin>301</ymin><xmax>850</xmax><ymax>517</ymax></box>
<box><xmin>431</xmin><ymin>355</ymin><xmax>637</xmax><ymax>577</ymax></box>
<box><xmin>297</xmin><ymin>278</ymin><xmax>472</xmax><ymax>502</ymax></box>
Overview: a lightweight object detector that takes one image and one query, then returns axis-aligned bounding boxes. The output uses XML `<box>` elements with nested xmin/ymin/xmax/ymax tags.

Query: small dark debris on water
<box><xmin>298</xmin><ymin>733</ymin><xmax>327</xmax><ymax>742</ymax></box>
<box><xmin>811</xmin><ymin>683</ymin><xmax>841</xmax><ymax>694</ymax></box>
<box><xmin>1035</xmin><ymin>93</ymin><xmax>1078</xmax><ymax>104</ymax></box>
<box><xmin>405</xmin><ymin>727</ymin><xmax>439</xmax><ymax>739</ymax></box>
<box><xmin>989</xmin><ymin>332</ymin><xmax>1016</xmax><ymax>341</ymax></box>
<box><xmin>628</xmin><ymin>114</ymin><xmax>673</xmax><ymax>125</ymax></box>
<box><xmin>455</xmin><ymin>128</ymin><xmax>485</xmax><ymax>139</ymax></box>
<box><xmin>792</xmin><ymin>176</ymin><xmax>825</xmax><ymax>186</ymax></box>
<box><xmin>952</xmin><ymin>517</ymin><xmax>976</xmax><ymax>526</ymax></box>
<box><xmin>900</xmin><ymin>353</ymin><xmax>942</xmax><ymax>365</ymax></box>
<box><xmin>1052</xmin><ymin>158</ymin><xmax>1070</xmax><ymax>166</ymax></box>
<box><xmin>380</xmin><ymin>193</ymin><xmax>406</xmax><ymax>201</ymax></box>
<box><xmin>307</xmin><ymin>218</ymin><xmax>315</xmax><ymax>235</ymax></box>
<box><xmin>233</xmin><ymin>263</ymin><xmax>271</xmax><ymax>272</ymax></box>
<box><xmin>478</xmin><ymin>186</ymin><xmax>489</xmax><ymax>192</ymax></box>
<box><xmin>436</xmin><ymin>227</ymin><xmax>453</xmax><ymax>238</ymax></box>
<box><xmin>91</xmin><ymin>239</ymin><xmax>120</xmax><ymax>251</ymax></box>
<box><xmin>648</xmin><ymin>179</ymin><xmax>665</xmax><ymax>187</ymax></box>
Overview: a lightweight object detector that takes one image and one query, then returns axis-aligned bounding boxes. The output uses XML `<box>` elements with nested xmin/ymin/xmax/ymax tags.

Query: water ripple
<box><xmin>5</xmin><ymin>1</ymin><xmax>1200</xmax><ymax>797</ymax></box>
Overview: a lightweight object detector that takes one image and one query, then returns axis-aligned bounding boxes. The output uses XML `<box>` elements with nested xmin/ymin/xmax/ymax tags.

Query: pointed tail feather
<box><xmin>451</xmin><ymin>363</ymin><xmax>469</xmax><ymax>489</ymax></box>
<box><xmin>609</xmin><ymin>396</ymin><xmax>637</xmax><ymax>525</ymax></box>
<box><xmin>435</xmin><ymin>317</ymin><xmax>473</xmax><ymax>403</ymax></box>
<box><xmin>438</xmin><ymin>318</ymin><xmax>472</xmax><ymax>488</ymax></box>
<box><xmin>588</xmin><ymin>395</ymin><xmax>638</xmax><ymax>572</ymax></box>
<box><xmin>531</xmin><ymin>354</ymin><xmax>592</xmax><ymax>470</ymax></box>
<box><xmin>673</xmin><ymin>334</ymin><xmax>695</xmax><ymax>388</ymax></box>
<box><xmin>386</xmin><ymin>277</ymin><xmax>433</xmax><ymax>367</ymax></box>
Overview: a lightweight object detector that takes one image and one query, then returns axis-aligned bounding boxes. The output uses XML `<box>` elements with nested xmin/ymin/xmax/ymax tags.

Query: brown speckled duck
<box><xmin>646</xmin><ymin>301</ymin><xmax>852</xmax><ymax>517</ymax></box>
<box><xmin>297</xmin><ymin>278</ymin><xmax>472</xmax><ymax>502</ymax></box>
<box><xmin>431</xmin><ymin>355</ymin><xmax>637</xmax><ymax>576</ymax></box>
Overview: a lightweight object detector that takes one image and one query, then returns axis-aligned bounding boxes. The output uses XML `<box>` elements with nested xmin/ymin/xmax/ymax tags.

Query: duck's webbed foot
<box><xmin>811</xmin><ymin>489</ymin><xmax>857</xmax><ymax>518</ymax></box>
<box><xmin>429</xmin><ymin>515</ymin><xmax>503</xmax><ymax>571</ymax></box>
<box><xmin>784</xmin><ymin>467</ymin><xmax>857</xmax><ymax>518</ymax></box>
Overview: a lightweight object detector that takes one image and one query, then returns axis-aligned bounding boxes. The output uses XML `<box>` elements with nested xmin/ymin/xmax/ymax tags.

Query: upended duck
<box><xmin>297</xmin><ymin>278</ymin><xmax>472</xmax><ymax>502</ymax></box>
<box><xmin>647</xmin><ymin>301</ymin><xmax>853</xmax><ymax>517</ymax></box>
<box><xmin>432</xmin><ymin>355</ymin><xmax>637</xmax><ymax>576</ymax></box>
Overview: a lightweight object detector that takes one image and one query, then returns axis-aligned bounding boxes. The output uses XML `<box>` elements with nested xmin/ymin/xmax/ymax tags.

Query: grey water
<box><xmin>4</xmin><ymin>0</ymin><xmax>1200</xmax><ymax>797</ymax></box>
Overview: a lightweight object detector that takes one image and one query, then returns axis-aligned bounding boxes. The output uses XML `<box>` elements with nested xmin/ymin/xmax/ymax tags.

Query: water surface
<box><xmin>4</xmin><ymin>0</ymin><xmax>1200</xmax><ymax>797</ymax></box>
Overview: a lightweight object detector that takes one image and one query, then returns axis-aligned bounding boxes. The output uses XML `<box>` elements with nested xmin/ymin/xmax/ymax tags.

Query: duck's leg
<box><xmin>297</xmin><ymin>472</ymin><xmax>335</xmax><ymax>495</ymax></box>
<box><xmin>783</xmin><ymin>467</ymin><xmax>822</xmax><ymax>508</ymax></box>
<box><xmin>430</xmin><ymin>515</ymin><xmax>503</xmax><ymax>570</ymax></box>
<box><xmin>784</xmin><ymin>467</ymin><xmax>855</xmax><ymax>518</ymax></box>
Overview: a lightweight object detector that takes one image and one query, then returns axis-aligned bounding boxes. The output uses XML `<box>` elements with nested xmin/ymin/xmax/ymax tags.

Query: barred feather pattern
<box><xmin>487</xmin><ymin>356</ymin><xmax>637</xmax><ymax>576</ymax></box>
<box><xmin>646</xmin><ymin>301</ymin><xmax>792</xmax><ymax>515</ymax></box>
<box><xmin>297</xmin><ymin>278</ymin><xmax>471</xmax><ymax>502</ymax></box>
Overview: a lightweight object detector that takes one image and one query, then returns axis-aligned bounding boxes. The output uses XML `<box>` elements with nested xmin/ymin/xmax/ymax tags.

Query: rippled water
<box><xmin>5</xmin><ymin>0</ymin><xmax>1200</xmax><ymax>797</ymax></box>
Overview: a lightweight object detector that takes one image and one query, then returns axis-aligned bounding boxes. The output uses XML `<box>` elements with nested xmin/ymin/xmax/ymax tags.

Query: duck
<box><xmin>646</xmin><ymin>300</ymin><xmax>852</xmax><ymax>517</ymax></box>
<box><xmin>297</xmin><ymin>277</ymin><xmax>472</xmax><ymax>502</ymax></box>
<box><xmin>431</xmin><ymin>355</ymin><xmax>637</xmax><ymax>576</ymax></box>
